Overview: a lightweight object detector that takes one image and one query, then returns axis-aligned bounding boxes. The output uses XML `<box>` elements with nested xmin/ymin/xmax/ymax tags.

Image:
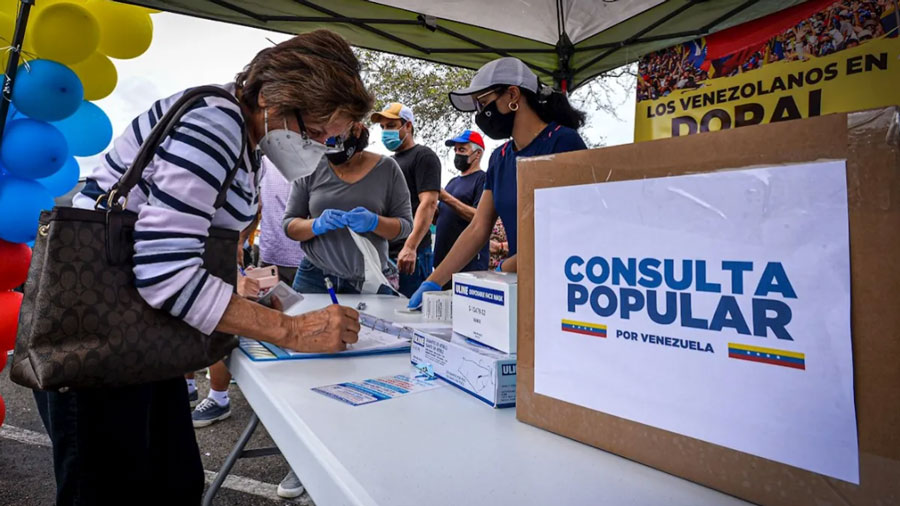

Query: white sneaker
<box><xmin>277</xmin><ymin>470</ymin><xmax>304</xmax><ymax>499</ymax></box>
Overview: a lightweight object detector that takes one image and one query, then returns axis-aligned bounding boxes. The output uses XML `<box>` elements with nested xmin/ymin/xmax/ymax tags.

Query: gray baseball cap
<box><xmin>449</xmin><ymin>57</ymin><xmax>540</xmax><ymax>112</ymax></box>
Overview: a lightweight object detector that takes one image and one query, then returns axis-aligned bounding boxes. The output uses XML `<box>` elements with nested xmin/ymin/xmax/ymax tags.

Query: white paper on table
<box><xmin>281</xmin><ymin>324</ymin><xmax>409</xmax><ymax>357</ymax></box>
<box><xmin>533</xmin><ymin>160</ymin><xmax>858</xmax><ymax>484</ymax></box>
<box><xmin>311</xmin><ymin>369</ymin><xmax>444</xmax><ymax>406</ymax></box>
<box><xmin>349</xmin><ymin>230</ymin><xmax>404</xmax><ymax>297</ymax></box>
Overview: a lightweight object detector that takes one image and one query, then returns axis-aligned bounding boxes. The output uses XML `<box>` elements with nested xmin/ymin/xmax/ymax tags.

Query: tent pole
<box><xmin>0</xmin><ymin>0</ymin><xmax>35</xmax><ymax>143</ymax></box>
<box><xmin>553</xmin><ymin>32</ymin><xmax>574</xmax><ymax>93</ymax></box>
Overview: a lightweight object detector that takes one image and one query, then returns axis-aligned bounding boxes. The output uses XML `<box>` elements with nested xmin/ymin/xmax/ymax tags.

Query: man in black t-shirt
<box><xmin>434</xmin><ymin>130</ymin><xmax>489</xmax><ymax>289</ymax></box>
<box><xmin>372</xmin><ymin>103</ymin><xmax>441</xmax><ymax>297</ymax></box>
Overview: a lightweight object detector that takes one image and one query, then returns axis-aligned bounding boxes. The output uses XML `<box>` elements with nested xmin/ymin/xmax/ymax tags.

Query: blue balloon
<box><xmin>0</xmin><ymin>119</ymin><xmax>69</xmax><ymax>179</ymax></box>
<box><xmin>12</xmin><ymin>60</ymin><xmax>84</xmax><ymax>122</ymax></box>
<box><xmin>36</xmin><ymin>156</ymin><xmax>80</xmax><ymax>197</ymax></box>
<box><xmin>0</xmin><ymin>175</ymin><xmax>55</xmax><ymax>243</ymax></box>
<box><xmin>52</xmin><ymin>101</ymin><xmax>112</xmax><ymax>156</ymax></box>
<box><xmin>5</xmin><ymin>103</ymin><xmax>20</xmax><ymax>122</ymax></box>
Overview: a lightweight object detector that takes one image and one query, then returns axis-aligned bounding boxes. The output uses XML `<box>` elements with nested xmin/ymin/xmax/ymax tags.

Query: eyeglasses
<box><xmin>474</xmin><ymin>88</ymin><xmax>503</xmax><ymax>112</ymax></box>
<box><xmin>294</xmin><ymin>110</ymin><xmax>346</xmax><ymax>153</ymax></box>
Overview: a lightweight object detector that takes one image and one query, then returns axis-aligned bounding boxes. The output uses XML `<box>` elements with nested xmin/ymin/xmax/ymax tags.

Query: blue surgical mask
<box><xmin>381</xmin><ymin>129</ymin><xmax>405</xmax><ymax>151</ymax></box>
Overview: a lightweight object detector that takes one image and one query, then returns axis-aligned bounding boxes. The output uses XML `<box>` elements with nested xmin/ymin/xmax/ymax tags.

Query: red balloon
<box><xmin>0</xmin><ymin>394</ymin><xmax>5</xmax><ymax>427</ymax></box>
<box><xmin>0</xmin><ymin>291</ymin><xmax>23</xmax><ymax>352</ymax></box>
<box><xmin>0</xmin><ymin>240</ymin><xmax>31</xmax><ymax>291</ymax></box>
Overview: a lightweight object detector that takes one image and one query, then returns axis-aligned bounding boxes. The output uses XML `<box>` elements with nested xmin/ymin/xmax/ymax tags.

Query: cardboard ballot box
<box><xmin>516</xmin><ymin>108</ymin><xmax>900</xmax><ymax>506</ymax></box>
<box><xmin>411</xmin><ymin>328</ymin><xmax>516</xmax><ymax>408</ymax></box>
<box><xmin>452</xmin><ymin>271</ymin><xmax>518</xmax><ymax>353</ymax></box>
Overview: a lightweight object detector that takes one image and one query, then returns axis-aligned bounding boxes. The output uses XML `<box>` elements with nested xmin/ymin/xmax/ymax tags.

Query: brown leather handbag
<box><xmin>10</xmin><ymin>86</ymin><xmax>247</xmax><ymax>392</ymax></box>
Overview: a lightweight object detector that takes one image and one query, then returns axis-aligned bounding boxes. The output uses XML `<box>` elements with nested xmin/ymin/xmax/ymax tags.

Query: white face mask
<box><xmin>257</xmin><ymin>109</ymin><xmax>331</xmax><ymax>181</ymax></box>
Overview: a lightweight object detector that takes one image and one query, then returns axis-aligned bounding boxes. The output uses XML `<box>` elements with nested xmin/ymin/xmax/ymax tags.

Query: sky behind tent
<box><xmin>83</xmin><ymin>12</ymin><xmax>635</xmax><ymax>184</ymax></box>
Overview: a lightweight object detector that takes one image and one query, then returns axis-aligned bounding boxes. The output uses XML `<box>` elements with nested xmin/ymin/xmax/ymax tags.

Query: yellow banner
<box><xmin>635</xmin><ymin>36</ymin><xmax>900</xmax><ymax>142</ymax></box>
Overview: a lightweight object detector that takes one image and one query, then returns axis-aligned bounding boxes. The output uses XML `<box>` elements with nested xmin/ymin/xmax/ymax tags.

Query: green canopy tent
<box><xmin>0</xmin><ymin>0</ymin><xmax>810</xmax><ymax>138</ymax></box>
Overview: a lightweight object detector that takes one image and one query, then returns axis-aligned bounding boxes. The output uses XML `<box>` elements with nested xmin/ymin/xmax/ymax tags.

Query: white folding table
<box><xmin>209</xmin><ymin>294</ymin><xmax>749</xmax><ymax>506</ymax></box>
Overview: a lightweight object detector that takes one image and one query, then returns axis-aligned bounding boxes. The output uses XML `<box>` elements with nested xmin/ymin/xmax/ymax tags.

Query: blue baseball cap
<box><xmin>444</xmin><ymin>130</ymin><xmax>485</xmax><ymax>149</ymax></box>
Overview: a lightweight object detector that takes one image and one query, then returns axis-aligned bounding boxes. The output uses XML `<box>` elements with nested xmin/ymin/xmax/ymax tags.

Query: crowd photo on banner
<box><xmin>637</xmin><ymin>0</ymin><xmax>898</xmax><ymax>101</ymax></box>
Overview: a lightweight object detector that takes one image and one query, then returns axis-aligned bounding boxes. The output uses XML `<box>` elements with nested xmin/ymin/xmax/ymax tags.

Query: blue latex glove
<box><xmin>344</xmin><ymin>206</ymin><xmax>379</xmax><ymax>233</ymax></box>
<box><xmin>408</xmin><ymin>280</ymin><xmax>442</xmax><ymax>310</ymax></box>
<box><xmin>312</xmin><ymin>209</ymin><xmax>347</xmax><ymax>236</ymax></box>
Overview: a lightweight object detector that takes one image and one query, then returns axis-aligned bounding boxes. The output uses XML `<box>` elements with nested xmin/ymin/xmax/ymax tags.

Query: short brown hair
<box><xmin>236</xmin><ymin>30</ymin><xmax>373</xmax><ymax>124</ymax></box>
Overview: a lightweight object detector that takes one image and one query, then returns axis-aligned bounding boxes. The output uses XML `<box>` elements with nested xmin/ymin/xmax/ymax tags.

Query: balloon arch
<box><xmin>0</xmin><ymin>0</ymin><xmax>158</xmax><ymax>428</ymax></box>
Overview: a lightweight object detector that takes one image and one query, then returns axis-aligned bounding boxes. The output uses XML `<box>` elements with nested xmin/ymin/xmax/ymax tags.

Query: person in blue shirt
<box><xmin>433</xmin><ymin>129</ymin><xmax>489</xmax><ymax>288</ymax></box>
<box><xmin>408</xmin><ymin>57</ymin><xmax>587</xmax><ymax>308</ymax></box>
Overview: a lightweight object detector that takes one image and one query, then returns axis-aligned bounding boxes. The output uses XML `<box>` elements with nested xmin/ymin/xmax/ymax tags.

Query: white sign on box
<box><xmin>533</xmin><ymin>160</ymin><xmax>858</xmax><ymax>483</ymax></box>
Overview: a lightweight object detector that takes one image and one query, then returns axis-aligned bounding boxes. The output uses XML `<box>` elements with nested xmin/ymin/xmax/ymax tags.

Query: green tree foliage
<box><xmin>356</xmin><ymin>48</ymin><xmax>474</xmax><ymax>158</ymax></box>
<box><xmin>356</xmin><ymin>48</ymin><xmax>635</xmax><ymax>155</ymax></box>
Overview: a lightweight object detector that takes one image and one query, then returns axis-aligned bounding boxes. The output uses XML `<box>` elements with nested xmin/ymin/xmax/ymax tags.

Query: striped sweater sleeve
<box><xmin>132</xmin><ymin>99</ymin><xmax>245</xmax><ymax>335</ymax></box>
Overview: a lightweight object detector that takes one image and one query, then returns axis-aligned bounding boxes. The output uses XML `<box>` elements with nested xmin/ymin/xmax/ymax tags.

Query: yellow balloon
<box><xmin>0</xmin><ymin>5</ymin><xmax>33</xmax><ymax>57</ymax></box>
<box><xmin>87</xmin><ymin>0</ymin><xmax>152</xmax><ymax>60</ymax></box>
<box><xmin>70</xmin><ymin>51</ymin><xmax>117</xmax><ymax>100</ymax></box>
<box><xmin>0</xmin><ymin>11</ymin><xmax>12</xmax><ymax>69</ymax></box>
<box><xmin>31</xmin><ymin>2</ymin><xmax>99</xmax><ymax>64</ymax></box>
<box><xmin>35</xmin><ymin>0</ymin><xmax>88</xmax><ymax>9</ymax></box>
<box><xmin>0</xmin><ymin>0</ymin><xmax>17</xmax><ymax>17</ymax></box>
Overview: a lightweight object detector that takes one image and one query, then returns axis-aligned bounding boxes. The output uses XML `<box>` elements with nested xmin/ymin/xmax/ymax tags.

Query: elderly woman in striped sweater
<box><xmin>33</xmin><ymin>30</ymin><xmax>372</xmax><ymax>506</ymax></box>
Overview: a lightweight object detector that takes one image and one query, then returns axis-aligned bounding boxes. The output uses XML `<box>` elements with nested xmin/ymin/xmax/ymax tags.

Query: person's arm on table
<box><xmin>397</xmin><ymin>190</ymin><xmax>438</xmax><ymax>273</ymax></box>
<box><xmin>407</xmin><ymin>191</ymin><xmax>497</xmax><ymax>308</ymax></box>
<box><xmin>498</xmin><ymin>254</ymin><xmax>517</xmax><ymax>272</ymax></box>
<box><xmin>216</xmin><ymin>295</ymin><xmax>359</xmax><ymax>352</ymax></box>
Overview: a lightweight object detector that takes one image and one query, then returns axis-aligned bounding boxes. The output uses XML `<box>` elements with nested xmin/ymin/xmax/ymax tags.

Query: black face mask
<box><xmin>453</xmin><ymin>153</ymin><xmax>471</xmax><ymax>171</ymax></box>
<box><xmin>326</xmin><ymin>129</ymin><xmax>369</xmax><ymax>166</ymax></box>
<box><xmin>475</xmin><ymin>100</ymin><xmax>515</xmax><ymax>140</ymax></box>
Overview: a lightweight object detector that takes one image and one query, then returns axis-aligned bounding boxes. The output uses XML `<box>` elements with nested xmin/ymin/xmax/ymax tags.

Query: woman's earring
<box><xmin>509</xmin><ymin>102</ymin><xmax>519</xmax><ymax>112</ymax></box>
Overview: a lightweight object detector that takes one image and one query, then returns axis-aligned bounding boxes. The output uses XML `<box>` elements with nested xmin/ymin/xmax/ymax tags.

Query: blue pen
<box><xmin>324</xmin><ymin>278</ymin><xmax>351</xmax><ymax>349</ymax></box>
<box><xmin>324</xmin><ymin>277</ymin><xmax>339</xmax><ymax>305</ymax></box>
<box><xmin>239</xmin><ymin>266</ymin><xmax>246</xmax><ymax>276</ymax></box>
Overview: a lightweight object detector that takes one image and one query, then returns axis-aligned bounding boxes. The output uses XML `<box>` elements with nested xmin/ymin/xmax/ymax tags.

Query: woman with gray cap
<box><xmin>408</xmin><ymin>56</ymin><xmax>588</xmax><ymax>308</ymax></box>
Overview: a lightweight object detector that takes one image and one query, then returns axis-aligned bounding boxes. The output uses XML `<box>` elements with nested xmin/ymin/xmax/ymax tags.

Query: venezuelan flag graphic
<box><xmin>728</xmin><ymin>343</ymin><xmax>805</xmax><ymax>370</ymax></box>
<box><xmin>561</xmin><ymin>319</ymin><xmax>607</xmax><ymax>338</ymax></box>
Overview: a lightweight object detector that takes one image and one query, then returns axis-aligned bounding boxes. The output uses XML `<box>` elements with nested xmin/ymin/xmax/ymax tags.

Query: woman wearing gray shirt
<box><xmin>283</xmin><ymin>123</ymin><xmax>413</xmax><ymax>294</ymax></box>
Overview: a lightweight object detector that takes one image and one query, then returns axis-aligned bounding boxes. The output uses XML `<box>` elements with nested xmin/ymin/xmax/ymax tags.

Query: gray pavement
<box><xmin>0</xmin><ymin>352</ymin><xmax>315</xmax><ymax>506</ymax></box>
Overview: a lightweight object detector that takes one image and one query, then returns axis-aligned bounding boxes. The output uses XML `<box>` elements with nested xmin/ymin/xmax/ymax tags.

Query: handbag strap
<box><xmin>97</xmin><ymin>85</ymin><xmax>249</xmax><ymax>212</ymax></box>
